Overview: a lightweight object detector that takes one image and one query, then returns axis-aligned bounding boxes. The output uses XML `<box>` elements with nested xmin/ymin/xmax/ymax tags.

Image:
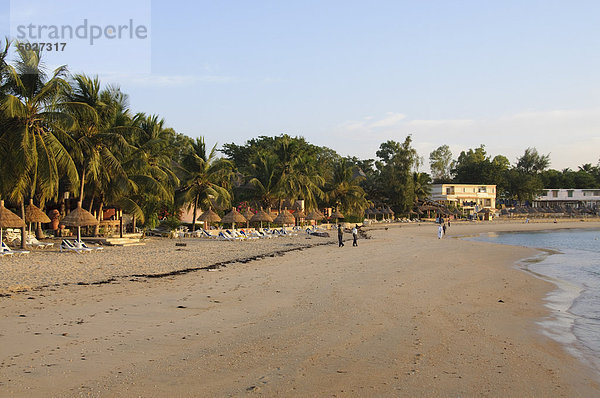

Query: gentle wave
<box><xmin>468</xmin><ymin>228</ymin><xmax>600</xmax><ymax>372</ymax></box>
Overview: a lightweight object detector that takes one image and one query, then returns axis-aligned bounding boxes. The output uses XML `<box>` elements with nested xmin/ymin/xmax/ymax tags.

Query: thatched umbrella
<box><xmin>198</xmin><ymin>207</ymin><xmax>221</xmax><ymax>230</ymax></box>
<box><xmin>0</xmin><ymin>200</ymin><xmax>26</xmax><ymax>245</ymax></box>
<box><xmin>305</xmin><ymin>210</ymin><xmax>324</xmax><ymax>225</ymax></box>
<box><xmin>273</xmin><ymin>208</ymin><xmax>295</xmax><ymax>226</ymax></box>
<box><xmin>241</xmin><ymin>207</ymin><xmax>254</xmax><ymax>228</ymax></box>
<box><xmin>250</xmin><ymin>208</ymin><xmax>273</xmax><ymax>228</ymax></box>
<box><xmin>330</xmin><ymin>208</ymin><xmax>344</xmax><ymax>224</ymax></box>
<box><xmin>25</xmin><ymin>199</ymin><xmax>51</xmax><ymax>235</ymax></box>
<box><xmin>221</xmin><ymin>207</ymin><xmax>247</xmax><ymax>229</ymax></box>
<box><xmin>293</xmin><ymin>209</ymin><xmax>306</xmax><ymax>226</ymax></box>
<box><xmin>364</xmin><ymin>208</ymin><xmax>372</xmax><ymax>220</ymax></box>
<box><xmin>60</xmin><ymin>201</ymin><xmax>99</xmax><ymax>242</ymax></box>
<box><xmin>385</xmin><ymin>206</ymin><xmax>395</xmax><ymax>220</ymax></box>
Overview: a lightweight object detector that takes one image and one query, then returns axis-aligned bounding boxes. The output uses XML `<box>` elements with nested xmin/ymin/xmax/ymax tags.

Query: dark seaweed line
<box><xmin>0</xmin><ymin>240</ymin><xmax>339</xmax><ymax>297</ymax></box>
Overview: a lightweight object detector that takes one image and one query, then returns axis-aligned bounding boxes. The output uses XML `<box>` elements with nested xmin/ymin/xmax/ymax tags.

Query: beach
<box><xmin>1</xmin><ymin>221</ymin><xmax>600</xmax><ymax>397</ymax></box>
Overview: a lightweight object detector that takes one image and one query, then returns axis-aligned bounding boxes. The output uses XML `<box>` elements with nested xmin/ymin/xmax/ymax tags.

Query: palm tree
<box><xmin>244</xmin><ymin>150</ymin><xmax>280</xmax><ymax>208</ymax></box>
<box><xmin>178</xmin><ymin>138</ymin><xmax>233</xmax><ymax>231</ymax></box>
<box><xmin>119</xmin><ymin>114</ymin><xmax>180</xmax><ymax>230</ymax></box>
<box><xmin>1</xmin><ymin>45</ymin><xmax>79</xmax><ymax>247</ymax></box>
<box><xmin>325</xmin><ymin>158</ymin><xmax>369</xmax><ymax>216</ymax></box>
<box><xmin>413</xmin><ymin>172</ymin><xmax>432</xmax><ymax>203</ymax></box>
<box><xmin>60</xmin><ymin>74</ymin><xmax>131</xmax><ymax>203</ymax></box>
<box><xmin>272</xmin><ymin>136</ymin><xmax>324</xmax><ymax>209</ymax></box>
<box><xmin>1</xmin><ymin>45</ymin><xmax>79</xmax><ymax>205</ymax></box>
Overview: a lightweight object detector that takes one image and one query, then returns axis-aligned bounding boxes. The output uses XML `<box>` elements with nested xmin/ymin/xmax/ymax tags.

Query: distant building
<box><xmin>534</xmin><ymin>189</ymin><xmax>600</xmax><ymax>208</ymax></box>
<box><xmin>430</xmin><ymin>183</ymin><xmax>497</xmax><ymax>215</ymax></box>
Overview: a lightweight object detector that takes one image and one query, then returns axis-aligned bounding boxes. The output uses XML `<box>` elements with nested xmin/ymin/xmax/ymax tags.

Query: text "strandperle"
<box><xmin>16</xmin><ymin>19</ymin><xmax>148</xmax><ymax>45</ymax></box>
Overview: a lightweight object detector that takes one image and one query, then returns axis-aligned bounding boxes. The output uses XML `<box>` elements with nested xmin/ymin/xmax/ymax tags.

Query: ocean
<box><xmin>469</xmin><ymin>228</ymin><xmax>600</xmax><ymax>372</ymax></box>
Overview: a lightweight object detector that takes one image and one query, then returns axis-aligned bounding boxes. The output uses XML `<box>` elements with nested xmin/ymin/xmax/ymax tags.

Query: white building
<box><xmin>534</xmin><ymin>189</ymin><xmax>600</xmax><ymax>208</ymax></box>
<box><xmin>430</xmin><ymin>183</ymin><xmax>496</xmax><ymax>215</ymax></box>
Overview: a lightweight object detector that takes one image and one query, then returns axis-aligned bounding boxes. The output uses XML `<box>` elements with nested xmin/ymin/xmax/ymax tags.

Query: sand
<box><xmin>1</xmin><ymin>221</ymin><xmax>599</xmax><ymax>397</ymax></box>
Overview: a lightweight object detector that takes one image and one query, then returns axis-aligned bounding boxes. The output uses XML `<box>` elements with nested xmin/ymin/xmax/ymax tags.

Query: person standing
<box><xmin>442</xmin><ymin>223</ymin><xmax>447</xmax><ymax>235</ymax></box>
<box><xmin>352</xmin><ymin>225</ymin><xmax>358</xmax><ymax>247</ymax></box>
<box><xmin>438</xmin><ymin>224</ymin><xmax>443</xmax><ymax>239</ymax></box>
<box><xmin>338</xmin><ymin>224</ymin><xmax>344</xmax><ymax>247</ymax></box>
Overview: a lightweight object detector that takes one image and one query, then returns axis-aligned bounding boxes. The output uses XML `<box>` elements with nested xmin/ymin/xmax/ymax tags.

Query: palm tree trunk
<box><xmin>20</xmin><ymin>201</ymin><xmax>26</xmax><ymax>249</ymax></box>
<box><xmin>132</xmin><ymin>215</ymin><xmax>136</xmax><ymax>234</ymax></box>
<box><xmin>79</xmin><ymin>166</ymin><xmax>86</xmax><ymax>202</ymax></box>
<box><xmin>191</xmin><ymin>196</ymin><xmax>198</xmax><ymax>232</ymax></box>
<box><xmin>94</xmin><ymin>201</ymin><xmax>103</xmax><ymax>236</ymax></box>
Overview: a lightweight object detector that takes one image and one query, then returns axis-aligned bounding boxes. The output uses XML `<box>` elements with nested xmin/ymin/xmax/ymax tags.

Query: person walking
<box><xmin>442</xmin><ymin>223</ymin><xmax>447</xmax><ymax>235</ymax></box>
<box><xmin>352</xmin><ymin>224</ymin><xmax>358</xmax><ymax>247</ymax></box>
<box><xmin>438</xmin><ymin>224</ymin><xmax>443</xmax><ymax>239</ymax></box>
<box><xmin>338</xmin><ymin>224</ymin><xmax>344</xmax><ymax>247</ymax></box>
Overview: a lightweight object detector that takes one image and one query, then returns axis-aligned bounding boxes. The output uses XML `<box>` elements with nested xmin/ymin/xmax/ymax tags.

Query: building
<box><xmin>430</xmin><ymin>184</ymin><xmax>497</xmax><ymax>215</ymax></box>
<box><xmin>534</xmin><ymin>189</ymin><xmax>600</xmax><ymax>208</ymax></box>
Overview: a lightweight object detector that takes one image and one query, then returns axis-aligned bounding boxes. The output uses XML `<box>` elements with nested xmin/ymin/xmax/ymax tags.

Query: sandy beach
<box><xmin>1</xmin><ymin>221</ymin><xmax>600</xmax><ymax>397</ymax></box>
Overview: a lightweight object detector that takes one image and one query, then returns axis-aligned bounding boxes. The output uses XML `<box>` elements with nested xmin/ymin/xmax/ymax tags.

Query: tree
<box><xmin>324</xmin><ymin>158</ymin><xmax>369</xmax><ymax>216</ymax></box>
<box><xmin>178</xmin><ymin>138</ymin><xmax>233</xmax><ymax>231</ymax></box>
<box><xmin>516</xmin><ymin>147</ymin><xmax>550</xmax><ymax>174</ymax></box>
<box><xmin>223</xmin><ymin>134</ymin><xmax>325</xmax><ymax>210</ymax></box>
<box><xmin>451</xmin><ymin>145</ymin><xmax>489</xmax><ymax>183</ymax></box>
<box><xmin>374</xmin><ymin>136</ymin><xmax>419</xmax><ymax>213</ymax></box>
<box><xmin>413</xmin><ymin>172</ymin><xmax>432</xmax><ymax>202</ymax></box>
<box><xmin>1</xmin><ymin>45</ymin><xmax>78</xmax><ymax>206</ymax></box>
<box><xmin>61</xmin><ymin>74</ymin><xmax>132</xmax><ymax>203</ymax></box>
<box><xmin>1</xmin><ymin>45</ymin><xmax>79</xmax><ymax>247</ymax></box>
<box><xmin>429</xmin><ymin>145</ymin><xmax>452</xmax><ymax>182</ymax></box>
<box><xmin>244</xmin><ymin>150</ymin><xmax>280</xmax><ymax>208</ymax></box>
<box><xmin>504</xmin><ymin>147</ymin><xmax>550</xmax><ymax>203</ymax></box>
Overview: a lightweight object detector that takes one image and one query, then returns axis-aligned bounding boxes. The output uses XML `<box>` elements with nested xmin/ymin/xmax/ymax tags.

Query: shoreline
<box><xmin>465</xmin><ymin>227</ymin><xmax>600</xmax><ymax>377</ymax></box>
<box><xmin>1</xmin><ymin>221</ymin><xmax>599</xmax><ymax>396</ymax></box>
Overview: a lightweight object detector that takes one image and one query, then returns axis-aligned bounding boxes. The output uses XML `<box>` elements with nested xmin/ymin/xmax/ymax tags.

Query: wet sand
<box><xmin>1</xmin><ymin>221</ymin><xmax>599</xmax><ymax>397</ymax></box>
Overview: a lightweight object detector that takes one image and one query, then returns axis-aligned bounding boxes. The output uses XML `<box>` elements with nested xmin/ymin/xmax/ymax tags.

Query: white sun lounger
<box><xmin>73</xmin><ymin>240</ymin><xmax>104</xmax><ymax>251</ymax></box>
<box><xmin>26</xmin><ymin>236</ymin><xmax>54</xmax><ymax>249</ymax></box>
<box><xmin>201</xmin><ymin>229</ymin><xmax>218</xmax><ymax>239</ymax></box>
<box><xmin>60</xmin><ymin>240</ymin><xmax>93</xmax><ymax>254</ymax></box>
<box><xmin>1</xmin><ymin>242</ymin><xmax>30</xmax><ymax>256</ymax></box>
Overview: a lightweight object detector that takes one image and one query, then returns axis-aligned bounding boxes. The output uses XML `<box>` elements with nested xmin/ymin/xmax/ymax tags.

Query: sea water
<box><xmin>469</xmin><ymin>228</ymin><xmax>600</xmax><ymax>372</ymax></box>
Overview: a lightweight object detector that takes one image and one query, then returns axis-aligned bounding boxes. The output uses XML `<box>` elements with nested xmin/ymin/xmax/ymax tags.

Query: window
<box><xmin>567</xmin><ymin>190</ymin><xmax>574</xmax><ymax>198</ymax></box>
<box><xmin>552</xmin><ymin>190</ymin><xmax>558</xmax><ymax>198</ymax></box>
<box><xmin>478</xmin><ymin>186</ymin><xmax>487</xmax><ymax>193</ymax></box>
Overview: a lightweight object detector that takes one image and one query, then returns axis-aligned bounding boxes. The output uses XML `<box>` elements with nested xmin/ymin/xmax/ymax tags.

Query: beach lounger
<box><xmin>0</xmin><ymin>244</ymin><xmax>14</xmax><ymax>257</ymax></box>
<box><xmin>239</xmin><ymin>230</ymin><xmax>258</xmax><ymax>239</ymax></box>
<box><xmin>217</xmin><ymin>231</ymin><xmax>235</xmax><ymax>241</ymax></box>
<box><xmin>249</xmin><ymin>231</ymin><xmax>268</xmax><ymax>239</ymax></box>
<box><xmin>226</xmin><ymin>230</ymin><xmax>246</xmax><ymax>240</ymax></box>
<box><xmin>26</xmin><ymin>235</ymin><xmax>54</xmax><ymax>249</ymax></box>
<box><xmin>1</xmin><ymin>242</ymin><xmax>30</xmax><ymax>256</ymax></box>
<box><xmin>201</xmin><ymin>229</ymin><xmax>218</xmax><ymax>239</ymax></box>
<box><xmin>73</xmin><ymin>240</ymin><xmax>104</xmax><ymax>251</ymax></box>
<box><xmin>60</xmin><ymin>239</ymin><xmax>93</xmax><ymax>254</ymax></box>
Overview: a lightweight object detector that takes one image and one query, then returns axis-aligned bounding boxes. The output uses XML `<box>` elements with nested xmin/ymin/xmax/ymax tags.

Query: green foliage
<box><xmin>324</xmin><ymin>157</ymin><xmax>369</xmax><ymax>217</ymax></box>
<box><xmin>373</xmin><ymin>136</ymin><xmax>419</xmax><ymax>213</ymax></box>
<box><xmin>223</xmin><ymin>134</ymin><xmax>326</xmax><ymax>210</ymax></box>
<box><xmin>2</xmin><ymin>41</ymin><xmax>598</xmax><ymax>229</ymax></box>
<box><xmin>429</xmin><ymin>145</ymin><xmax>453</xmax><ymax>182</ymax></box>
<box><xmin>451</xmin><ymin>145</ymin><xmax>511</xmax><ymax>197</ymax></box>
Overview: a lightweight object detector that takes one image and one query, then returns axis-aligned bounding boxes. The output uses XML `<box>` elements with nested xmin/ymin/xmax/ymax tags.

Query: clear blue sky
<box><xmin>2</xmin><ymin>0</ymin><xmax>600</xmax><ymax>170</ymax></box>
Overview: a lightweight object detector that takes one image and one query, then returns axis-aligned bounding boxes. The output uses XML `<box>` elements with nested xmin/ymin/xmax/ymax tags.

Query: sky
<box><xmin>2</xmin><ymin>0</ymin><xmax>600</xmax><ymax>172</ymax></box>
